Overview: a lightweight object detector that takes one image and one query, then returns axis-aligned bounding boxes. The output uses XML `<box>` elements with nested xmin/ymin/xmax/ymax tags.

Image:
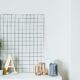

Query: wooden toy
<box><xmin>34</xmin><ymin>62</ymin><xmax>48</xmax><ymax>76</ymax></box>
<box><xmin>35</xmin><ymin>65</ymin><xmax>42</xmax><ymax>75</ymax></box>
<box><xmin>43</xmin><ymin>68</ymin><xmax>48</xmax><ymax>75</ymax></box>
<box><xmin>38</xmin><ymin>63</ymin><xmax>43</xmax><ymax>75</ymax></box>
<box><xmin>34</xmin><ymin>66</ymin><xmax>37</xmax><ymax>75</ymax></box>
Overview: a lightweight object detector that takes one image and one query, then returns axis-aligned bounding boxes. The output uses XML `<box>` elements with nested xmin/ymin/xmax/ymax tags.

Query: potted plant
<box><xmin>0</xmin><ymin>39</ymin><xmax>3</xmax><ymax>75</ymax></box>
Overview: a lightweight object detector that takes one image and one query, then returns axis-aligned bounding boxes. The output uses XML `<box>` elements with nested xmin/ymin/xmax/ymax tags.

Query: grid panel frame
<box><xmin>0</xmin><ymin>14</ymin><xmax>44</xmax><ymax>73</ymax></box>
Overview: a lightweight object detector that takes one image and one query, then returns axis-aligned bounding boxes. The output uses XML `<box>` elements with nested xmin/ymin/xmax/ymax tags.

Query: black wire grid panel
<box><xmin>0</xmin><ymin>14</ymin><xmax>44</xmax><ymax>73</ymax></box>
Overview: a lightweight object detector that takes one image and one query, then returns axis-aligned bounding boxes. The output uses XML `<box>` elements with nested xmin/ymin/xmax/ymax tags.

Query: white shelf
<box><xmin>0</xmin><ymin>73</ymin><xmax>62</xmax><ymax>80</ymax></box>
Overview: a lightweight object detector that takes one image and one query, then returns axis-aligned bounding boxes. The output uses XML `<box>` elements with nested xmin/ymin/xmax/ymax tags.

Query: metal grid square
<box><xmin>0</xmin><ymin>14</ymin><xmax>44</xmax><ymax>73</ymax></box>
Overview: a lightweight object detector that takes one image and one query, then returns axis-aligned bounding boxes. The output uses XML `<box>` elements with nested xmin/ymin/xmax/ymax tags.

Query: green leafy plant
<box><xmin>0</xmin><ymin>39</ymin><xmax>3</xmax><ymax>50</ymax></box>
<box><xmin>0</xmin><ymin>42</ymin><xmax>1</xmax><ymax>49</ymax></box>
<box><xmin>0</xmin><ymin>39</ymin><xmax>3</xmax><ymax>70</ymax></box>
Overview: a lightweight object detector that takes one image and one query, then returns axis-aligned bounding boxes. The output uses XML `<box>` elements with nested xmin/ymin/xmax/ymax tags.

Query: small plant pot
<box><xmin>0</xmin><ymin>70</ymin><xmax>3</xmax><ymax>76</ymax></box>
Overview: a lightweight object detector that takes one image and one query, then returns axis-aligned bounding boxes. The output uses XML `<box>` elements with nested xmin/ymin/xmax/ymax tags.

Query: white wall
<box><xmin>45</xmin><ymin>0</ymin><xmax>71</xmax><ymax>80</ymax></box>
<box><xmin>71</xmin><ymin>0</ymin><xmax>80</xmax><ymax>80</ymax></box>
<box><xmin>0</xmin><ymin>0</ymin><xmax>71</xmax><ymax>80</ymax></box>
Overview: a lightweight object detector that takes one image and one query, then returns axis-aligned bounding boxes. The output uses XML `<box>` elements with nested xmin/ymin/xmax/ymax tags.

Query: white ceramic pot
<box><xmin>0</xmin><ymin>70</ymin><xmax>3</xmax><ymax>76</ymax></box>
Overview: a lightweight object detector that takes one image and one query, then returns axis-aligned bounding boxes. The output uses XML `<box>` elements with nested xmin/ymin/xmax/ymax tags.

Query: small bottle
<box><xmin>49</xmin><ymin>63</ymin><xmax>58</xmax><ymax>76</ymax></box>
